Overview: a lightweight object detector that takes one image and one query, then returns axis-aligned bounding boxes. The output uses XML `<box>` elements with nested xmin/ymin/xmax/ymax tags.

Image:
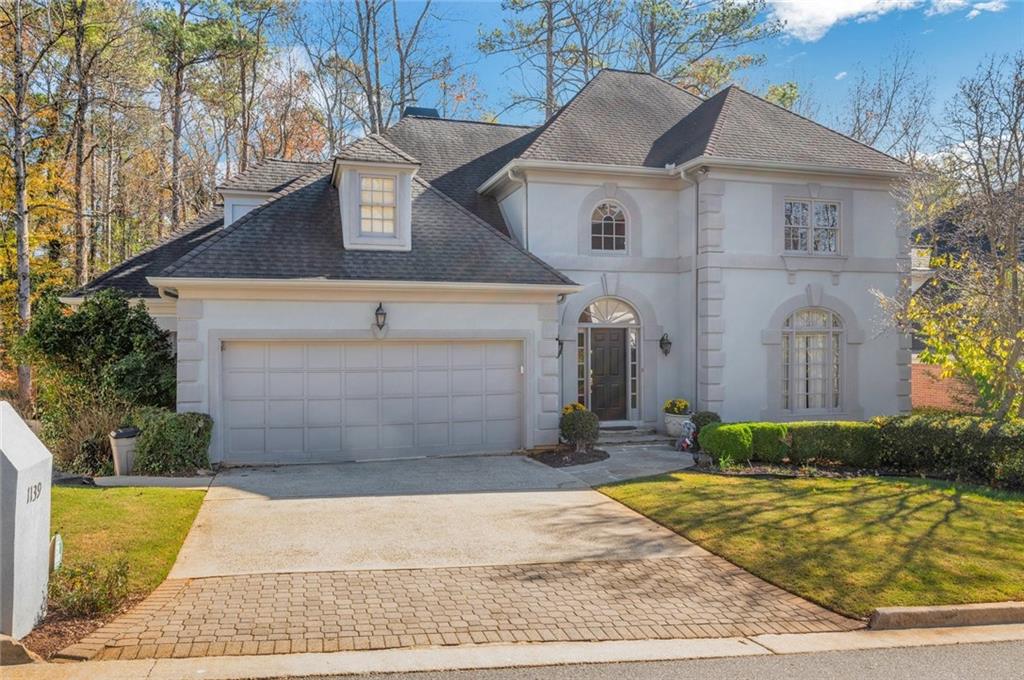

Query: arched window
<box><xmin>782</xmin><ymin>308</ymin><xmax>843</xmax><ymax>411</ymax></box>
<box><xmin>591</xmin><ymin>202</ymin><xmax>626</xmax><ymax>252</ymax></box>
<box><xmin>578</xmin><ymin>298</ymin><xmax>638</xmax><ymax>325</ymax></box>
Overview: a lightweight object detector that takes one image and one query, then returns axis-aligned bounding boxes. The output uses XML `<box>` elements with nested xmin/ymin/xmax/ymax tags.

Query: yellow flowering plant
<box><xmin>663</xmin><ymin>399</ymin><xmax>690</xmax><ymax>415</ymax></box>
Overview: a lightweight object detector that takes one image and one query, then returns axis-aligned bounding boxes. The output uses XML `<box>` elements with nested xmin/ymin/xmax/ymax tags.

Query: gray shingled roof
<box><xmin>668</xmin><ymin>86</ymin><xmax>906</xmax><ymax>173</ymax></box>
<box><xmin>336</xmin><ymin>134</ymin><xmax>420</xmax><ymax>165</ymax></box>
<box><xmin>518</xmin><ymin>69</ymin><xmax>704</xmax><ymax>167</ymax></box>
<box><xmin>382</xmin><ymin>117</ymin><xmax>539</xmax><ymax>234</ymax></box>
<box><xmin>162</xmin><ymin>164</ymin><xmax>574</xmax><ymax>287</ymax></box>
<box><xmin>217</xmin><ymin>158</ymin><xmax>322</xmax><ymax>193</ymax></box>
<box><xmin>74</xmin><ymin>207</ymin><xmax>225</xmax><ymax>297</ymax></box>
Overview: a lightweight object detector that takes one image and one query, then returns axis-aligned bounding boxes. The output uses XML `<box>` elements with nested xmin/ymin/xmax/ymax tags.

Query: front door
<box><xmin>590</xmin><ymin>328</ymin><xmax>627</xmax><ymax>421</ymax></box>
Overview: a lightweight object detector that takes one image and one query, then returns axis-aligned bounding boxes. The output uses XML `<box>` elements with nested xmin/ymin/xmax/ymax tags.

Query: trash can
<box><xmin>109</xmin><ymin>427</ymin><xmax>140</xmax><ymax>476</ymax></box>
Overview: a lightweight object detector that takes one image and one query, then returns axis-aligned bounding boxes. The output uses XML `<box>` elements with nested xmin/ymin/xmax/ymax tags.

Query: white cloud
<box><xmin>768</xmin><ymin>0</ymin><xmax>1008</xmax><ymax>41</ymax></box>
<box><xmin>967</xmin><ymin>0</ymin><xmax>1007</xmax><ymax>19</ymax></box>
<box><xmin>834</xmin><ymin>71</ymin><xmax>849</xmax><ymax>80</ymax></box>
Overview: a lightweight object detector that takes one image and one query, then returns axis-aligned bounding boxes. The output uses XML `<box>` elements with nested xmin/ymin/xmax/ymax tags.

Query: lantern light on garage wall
<box><xmin>375</xmin><ymin>302</ymin><xmax>387</xmax><ymax>331</ymax></box>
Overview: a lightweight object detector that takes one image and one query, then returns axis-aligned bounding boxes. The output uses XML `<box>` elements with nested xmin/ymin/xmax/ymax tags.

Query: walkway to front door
<box><xmin>62</xmin><ymin>453</ymin><xmax>860</xmax><ymax>661</ymax></box>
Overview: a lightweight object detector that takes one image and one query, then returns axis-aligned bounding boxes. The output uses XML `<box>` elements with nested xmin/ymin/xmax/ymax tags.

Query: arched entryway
<box><xmin>576</xmin><ymin>297</ymin><xmax>640</xmax><ymax>422</ymax></box>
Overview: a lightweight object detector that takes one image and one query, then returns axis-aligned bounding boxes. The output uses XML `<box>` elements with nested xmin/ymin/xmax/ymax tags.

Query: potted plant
<box><xmin>662</xmin><ymin>399</ymin><xmax>692</xmax><ymax>437</ymax></box>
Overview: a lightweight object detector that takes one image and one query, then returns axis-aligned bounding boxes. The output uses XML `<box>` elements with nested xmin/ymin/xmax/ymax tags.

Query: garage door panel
<box><xmin>307</xmin><ymin>399</ymin><xmax>341</xmax><ymax>425</ymax></box>
<box><xmin>452</xmin><ymin>395</ymin><xmax>483</xmax><ymax>421</ymax></box>
<box><xmin>345</xmin><ymin>398</ymin><xmax>378</xmax><ymax>423</ymax></box>
<box><xmin>307</xmin><ymin>373</ymin><xmax>341</xmax><ymax>398</ymax></box>
<box><xmin>486</xmin><ymin>367</ymin><xmax>519</xmax><ymax>392</ymax></box>
<box><xmin>307</xmin><ymin>344</ymin><xmax>342</xmax><ymax>369</ymax></box>
<box><xmin>345</xmin><ymin>344</ymin><xmax>378</xmax><ymax>368</ymax></box>
<box><xmin>451</xmin><ymin>369</ymin><xmax>483</xmax><ymax>394</ymax></box>
<box><xmin>268</xmin><ymin>372</ymin><xmax>304</xmax><ymax>397</ymax></box>
<box><xmin>416</xmin><ymin>370</ymin><xmax>449</xmax><ymax>395</ymax></box>
<box><xmin>268</xmin><ymin>344</ymin><xmax>304</xmax><ymax>369</ymax></box>
<box><xmin>307</xmin><ymin>427</ymin><xmax>341</xmax><ymax>451</ymax></box>
<box><xmin>267</xmin><ymin>428</ymin><xmax>304</xmax><ymax>454</ymax></box>
<box><xmin>224</xmin><ymin>344</ymin><xmax>264</xmax><ymax>369</ymax></box>
<box><xmin>224</xmin><ymin>372</ymin><xmax>264</xmax><ymax>398</ymax></box>
<box><xmin>416</xmin><ymin>344</ymin><xmax>448</xmax><ymax>367</ymax></box>
<box><xmin>380</xmin><ymin>397</ymin><xmax>413</xmax><ymax>424</ymax></box>
<box><xmin>416</xmin><ymin>396</ymin><xmax>449</xmax><ymax>423</ymax></box>
<box><xmin>346</xmin><ymin>371</ymin><xmax>379</xmax><ymax>396</ymax></box>
<box><xmin>381</xmin><ymin>371</ymin><xmax>413</xmax><ymax>396</ymax></box>
<box><xmin>382</xmin><ymin>344</ymin><xmax>415</xmax><ymax>368</ymax></box>
<box><xmin>222</xmin><ymin>340</ymin><xmax>522</xmax><ymax>463</ymax></box>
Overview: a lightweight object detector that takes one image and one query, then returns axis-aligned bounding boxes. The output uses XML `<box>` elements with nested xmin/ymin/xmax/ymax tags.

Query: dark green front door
<box><xmin>590</xmin><ymin>327</ymin><xmax>627</xmax><ymax>421</ymax></box>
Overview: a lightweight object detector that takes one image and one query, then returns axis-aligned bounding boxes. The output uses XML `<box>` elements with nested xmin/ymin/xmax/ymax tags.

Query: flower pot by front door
<box><xmin>663</xmin><ymin>412</ymin><xmax>692</xmax><ymax>437</ymax></box>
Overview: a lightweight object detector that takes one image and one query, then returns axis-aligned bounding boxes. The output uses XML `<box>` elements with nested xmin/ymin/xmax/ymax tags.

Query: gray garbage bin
<box><xmin>109</xmin><ymin>427</ymin><xmax>140</xmax><ymax>476</ymax></box>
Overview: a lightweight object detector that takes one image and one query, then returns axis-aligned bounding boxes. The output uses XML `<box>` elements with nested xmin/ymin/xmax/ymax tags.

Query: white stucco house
<box><xmin>71</xmin><ymin>69</ymin><xmax>911</xmax><ymax>465</ymax></box>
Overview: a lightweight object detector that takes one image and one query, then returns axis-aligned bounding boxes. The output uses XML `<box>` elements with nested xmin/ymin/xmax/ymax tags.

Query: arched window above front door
<box><xmin>578</xmin><ymin>298</ymin><xmax>638</xmax><ymax>325</ymax></box>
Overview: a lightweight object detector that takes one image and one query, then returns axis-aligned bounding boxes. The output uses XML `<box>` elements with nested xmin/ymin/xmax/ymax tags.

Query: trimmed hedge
<box><xmin>692</xmin><ymin>411</ymin><xmax>721</xmax><ymax>431</ymax></box>
<box><xmin>748</xmin><ymin>423</ymin><xmax>789</xmax><ymax>464</ymax></box>
<box><xmin>132</xmin><ymin>408</ymin><xmax>213</xmax><ymax>475</ymax></box>
<box><xmin>699</xmin><ymin>423</ymin><xmax>753</xmax><ymax>465</ymax></box>
<box><xmin>787</xmin><ymin>421</ymin><xmax>881</xmax><ymax>468</ymax></box>
<box><xmin>875</xmin><ymin>414</ymin><xmax>1024</xmax><ymax>488</ymax></box>
<box><xmin>560</xmin><ymin>407</ymin><xmax>599</xmax><ymax>452</ymax></box>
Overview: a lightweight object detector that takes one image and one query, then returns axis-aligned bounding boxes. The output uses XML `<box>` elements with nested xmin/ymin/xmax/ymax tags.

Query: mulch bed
<box><xmin>529</xmin><ymin>447</ymin><xmax>610</xmax><ymax>468</ymax></box>
<box><xmin>20</xmin><ymin>595</ymin><xmax>143</xmax><ymax>660</ymax></box>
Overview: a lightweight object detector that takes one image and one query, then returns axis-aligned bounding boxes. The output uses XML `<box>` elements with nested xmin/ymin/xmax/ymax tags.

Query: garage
<box><xmin>219</xmin><ymin>339</ymin><xmax>524</xmax><ymax>464</ymax></box>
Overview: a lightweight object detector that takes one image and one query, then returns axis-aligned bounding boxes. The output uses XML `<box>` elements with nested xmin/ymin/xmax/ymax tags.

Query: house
<box><xmin>70</xmin><ymin>69</ymin><xmax>911</xmax><ymax>465</ymax></box>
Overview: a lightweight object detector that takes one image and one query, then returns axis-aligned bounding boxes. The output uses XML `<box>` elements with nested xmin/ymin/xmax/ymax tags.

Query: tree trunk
<box><xmin>12</xmin><ymin>0</ymin><xmax>32</xmax><ymax>406</ymax></box>
<box><xmin>239</xmin><ymin>54</ymin><xmax>249</xmax><ymax>171</ymax></box>
<box><xmin>72</xmin><ymin>0</ymin><xmax>90</xmax><ymax>285</ymax></box>
<box><xmin>545</xmin><ymin>2</ymin><xmax>555</xmax><ymax>120</ymax></box>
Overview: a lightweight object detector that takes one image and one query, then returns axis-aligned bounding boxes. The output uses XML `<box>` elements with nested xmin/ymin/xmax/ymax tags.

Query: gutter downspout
<box><xmin>693</xmin><ymin>174</ymin><xmax>701</xmax><ymax>412</ymax></box>
<box><xmin>508</xmin><ymin>167</ymin><xmax>528</xmax><ymax>250</ymax></box>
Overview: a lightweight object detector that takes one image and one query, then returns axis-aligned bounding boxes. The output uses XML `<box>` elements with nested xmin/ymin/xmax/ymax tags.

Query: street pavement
<box><xmin>284</xmin><ymin>640</ymin><xmax>1024</xmax><ymax>680</ymax></box>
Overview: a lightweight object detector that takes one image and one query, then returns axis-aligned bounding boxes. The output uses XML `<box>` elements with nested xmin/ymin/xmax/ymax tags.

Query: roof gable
<box><xmin>336</xmin><ymin>134</ymin><xmax>420</xmax><ymax>165</ymax></box>
<box><xmin>218</xmin><ymin>157</ymin><xmax>322</xmax><ymax>193</ymax></box>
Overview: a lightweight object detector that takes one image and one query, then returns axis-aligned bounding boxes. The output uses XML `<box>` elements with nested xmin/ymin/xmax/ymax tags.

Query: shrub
<box><xmin>663</xmin><ymin>399</ymin><xmax>690</xmax><ymax>415</ymax></box>
<box><xmin>747</xmin><ymin>422</ymin><xmax>789</xmax><ymax>464</ymax></box>
<box><xmin>699</xmin><ymin>423</ymin><xmax>753</xmax><ymax>465</ymax></box>
<box><xmin>559</xmin><ymin>406</ymin><xmax>599</xmax><ymax>452</ymax></box>
<box><xmin>133</xmin><ymin>408</ymin><xmax>213</xmax><ymax>475</ymax></box>
<box><xmin>876</xmin><ymin>414</ymin><xmax>1024</xmax><ymax>488</ymax></box>
<box><xmin>16</xmin><ymin>291</ymin><xmax>175</xmax><ymax>474</ymax></box>
<box><xmin>692</xmin><ymin>411</ymin><xmax>721</xmax><ymax>431</ymax></box>
<box><xmin>49</xmin><ymin>557</ymin><xmax>130</xmax><ymax>617</ymax></box>
<box><xmin>787</xmin><ymin>421</ymin><xmax>881</xmax><ymax>468</ymax></box>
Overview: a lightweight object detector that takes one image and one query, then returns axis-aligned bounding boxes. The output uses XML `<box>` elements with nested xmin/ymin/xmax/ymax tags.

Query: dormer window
<box><xmin>360</xmin><ymin>175</ymin><xmax>396</xmax><ymax>235</ymax></box>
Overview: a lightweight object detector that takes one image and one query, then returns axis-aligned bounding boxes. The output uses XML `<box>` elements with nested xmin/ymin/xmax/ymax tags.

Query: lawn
<box><xmin>51</xmin><ymin>486</ymin><xmax>205</xmax><ymax>594</ymax></box>
<box><xmin>601</xmin><ymin>473</ymin><xmax>1024</xmax><ymax>618</ymax></box>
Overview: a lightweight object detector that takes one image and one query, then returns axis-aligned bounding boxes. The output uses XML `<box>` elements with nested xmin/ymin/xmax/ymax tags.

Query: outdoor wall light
<box><xmin>659</xmin><ymin>333</ymin><xmax>672</xmax><ymax>355</ymax></box>
<box><xmin>374</xmin><ymin>302</ymin><xmax>387</xmax><ymax>331</ymax></box>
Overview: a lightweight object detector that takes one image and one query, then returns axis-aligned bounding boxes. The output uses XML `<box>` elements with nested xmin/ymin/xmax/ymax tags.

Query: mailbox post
<box><xmin>1</xmin><ymin>402</ymin><xmax>53</xmax><ymax>639</ymax></box>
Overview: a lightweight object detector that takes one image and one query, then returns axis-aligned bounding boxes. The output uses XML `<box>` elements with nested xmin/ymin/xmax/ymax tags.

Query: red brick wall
<box><xmin>911</xmin><ymin>363</ymin><xmax>977</xmax><ymax>412</ymax></box>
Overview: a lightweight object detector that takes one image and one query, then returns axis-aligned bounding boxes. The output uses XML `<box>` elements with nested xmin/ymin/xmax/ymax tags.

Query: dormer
<box><xmin>221</xmin><ymin>189</ymin><xmax>272</xmax><ymax>227</ymax></box>
<box><xmin>332</xmin><ymin>135</ymin><xmax>420</xmax><ymax>252</ymax></box>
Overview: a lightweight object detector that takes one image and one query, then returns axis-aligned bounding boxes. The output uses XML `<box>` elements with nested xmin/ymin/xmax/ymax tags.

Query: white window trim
<box><xmin>589</xmin><ymin>200</ymin><xmax>629</xmax><ymax>255</ymax></box>
<box><xmin>576</xmin><ymin>184</ymin><xmax>642</xmax><ymax>257</ymax></box>
<box><xmin>781</xmin><ymin>310</ymin><xmax>843</xmax><ymax>413</ymax></box>
<box><xmin>784</xmin><ymin>197</ymin><xmax>842</xmax><ymax>256</ymax></box>
<box><xmin>358</xmin><ymin>173</ymin><xmax>398</xmax><ymax>237</ymax></box>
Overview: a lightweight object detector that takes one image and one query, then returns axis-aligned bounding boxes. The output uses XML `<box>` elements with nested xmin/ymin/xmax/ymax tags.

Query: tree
<box><xmin>624</xmin><ymin>0</ymin><xmax>780</xmax><ymax>93</ymax></box>
<box><xmin>0</xmin><ymin>0</ymin><xmax>68</xmax><ymax>408</ymax></box>
<box><xmin>145</xmin><ymin>0</ymin><xmax>235</xmax><ymax>232</ymax></box>
<box><xmin>886</xmin><ymin>53</ymin><xmax>1024</xmax><ymax>420</ymax></box>
<box><xmin>763</xmin><ymin>81</ymin><xmax>798</xmax><ymax>110</ymax></box>
<box><xmin>839</xmin><ymin>46</ymin><xmax>931</xmax><ymax>166</ymax></box>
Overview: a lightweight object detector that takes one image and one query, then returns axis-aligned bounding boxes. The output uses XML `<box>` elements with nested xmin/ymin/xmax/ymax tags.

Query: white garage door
<box><xmin>220</xmin><ymin>340</ymin><xmax>523</xmax><ymax>464</ymax></box>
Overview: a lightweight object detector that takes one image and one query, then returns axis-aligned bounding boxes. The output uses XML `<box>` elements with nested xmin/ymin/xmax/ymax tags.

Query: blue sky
<box><xmin>418</xmin><ymin>0</ymin><xmax>1023</xmax><ymax>127</ymax></box>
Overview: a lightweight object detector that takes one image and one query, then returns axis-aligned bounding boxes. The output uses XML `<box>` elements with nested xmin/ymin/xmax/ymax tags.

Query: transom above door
<box><xmin>576</xmin><ymin>298</ymin><xmax>640</xmax><ymax>422</ymax></box>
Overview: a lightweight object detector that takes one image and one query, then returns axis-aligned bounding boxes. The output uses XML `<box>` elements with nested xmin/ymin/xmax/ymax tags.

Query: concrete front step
<box><xmin>598</xmin><ymin>428</ymin><xmax>675</xmax><ymax>446</ymax></box>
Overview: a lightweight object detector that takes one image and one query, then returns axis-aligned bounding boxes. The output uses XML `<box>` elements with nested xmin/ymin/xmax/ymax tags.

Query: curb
<box><xmin>869</xmin><ymin>602</ymin><xmax>1024</xmax><ymax>630</ymax></box>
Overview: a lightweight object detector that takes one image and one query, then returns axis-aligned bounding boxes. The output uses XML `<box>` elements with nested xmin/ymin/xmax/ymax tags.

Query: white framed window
<box><xmin>782</xmin><ymin>308</ymin><xmax>843</xmax><ymax>412</ymax></box>
<box><xmin>590</xmin><ymin>202</ymin><xmax>626</xmax><ymax>252</ymax></box>
<box><xmin>785</xmin><ymin>199</ymin><xmax>839</xmax><ymax>254</ymax></box>
<box><xmin>359</xmin><ymin>175</ymin><xmax>396</xmax><ymax>235</ymax></box>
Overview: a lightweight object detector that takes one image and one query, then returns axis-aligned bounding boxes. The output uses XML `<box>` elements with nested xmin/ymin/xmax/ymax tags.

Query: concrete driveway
<box><xmin>169</xmin><ymin>453</ymin><xmax>702</xmax><ymax>578</ymax></box>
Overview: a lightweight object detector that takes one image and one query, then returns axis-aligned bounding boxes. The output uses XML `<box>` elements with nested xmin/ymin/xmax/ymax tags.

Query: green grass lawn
<box><xmin>51</xmin><ymin>486</ymin><xmax>205</xmax><ymax>594</ymax></box>
<box><xmin>601</xmin><ymin>473</ymin><xmax>1024</xmax><ymax>618</ymax></box>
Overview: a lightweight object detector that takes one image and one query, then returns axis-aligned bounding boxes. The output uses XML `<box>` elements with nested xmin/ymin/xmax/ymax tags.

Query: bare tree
<box><xmin>840</xmin><ymin>46</ymin><xmax>932</xmax><ymax>165</ymax></box>
<box><xmin>0</xmin><ymin>0</ymin><xmax>68</xmax><ymax>407</ymax></box>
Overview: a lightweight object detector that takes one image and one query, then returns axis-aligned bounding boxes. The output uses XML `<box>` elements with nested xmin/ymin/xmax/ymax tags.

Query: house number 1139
<box><xmin>26</xmin><ymin>482</ymin><xmax>42</xmax><ymax>504</ymax></box>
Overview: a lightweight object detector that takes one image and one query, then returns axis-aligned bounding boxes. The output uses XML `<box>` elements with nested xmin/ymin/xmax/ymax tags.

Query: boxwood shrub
<box><xmin>747</xmin><ymin>422</ymin><xmax>789</xmax><ymax>464</ymax></box>
<box><xmin>132</xmin><ymin>408</ymin><xmax>213</xmax><ymax>475</ymax></box>
<box><xmin>875</xmin><ymin>414</ymin><xmax>1024</xmax><ymax>488</ymax></box>
<box><xmin>559</xmin><ymin>405</ymin><xmax>599</xmax><ymax>452</ymax></box>
<box><xmin>787</xmin><ymin>421</ymin><xmax>881</xmax><ymax>468</ymax></box>
<box><xmin>699</xmin><ymin>423</ymin><xmax>753</xmax><ymax>465</ymax></box>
